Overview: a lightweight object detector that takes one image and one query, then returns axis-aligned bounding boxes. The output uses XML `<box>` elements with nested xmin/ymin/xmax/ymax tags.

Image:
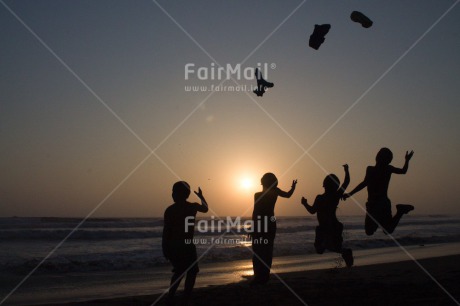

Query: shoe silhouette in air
<box><xmin>350</xmin><ymin>11</ymin><xmax>373</xmax><ymax>28</ymax></box>
<box><xmin>253</xmin><ymin>68</ymin><xmax>274</xmax><ymax>97</ymax></box>
<box><xmin>309</xmin><ymin>24</ymin><xmax>331</xmax><ymax>50</ymax></box>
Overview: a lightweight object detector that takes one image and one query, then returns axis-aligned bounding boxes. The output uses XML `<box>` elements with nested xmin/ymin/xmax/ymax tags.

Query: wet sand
<box><xmin>53</xmin><ymin>254</ymin><xmax>460</xmax><ymax>306</ymax></box>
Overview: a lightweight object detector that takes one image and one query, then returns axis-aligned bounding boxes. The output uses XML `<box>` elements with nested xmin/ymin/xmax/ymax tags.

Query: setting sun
<box><xmin>240</xmin><ymin>177</ymin><xmax>254</xmax><ymax>190</ymax></box>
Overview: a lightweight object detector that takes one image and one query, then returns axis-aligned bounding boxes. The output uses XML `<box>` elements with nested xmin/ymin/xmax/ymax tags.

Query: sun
<box><xmin>240</xmin><ymin>177</ymin><xmax>253</xmax><ymax>190</ymax></box>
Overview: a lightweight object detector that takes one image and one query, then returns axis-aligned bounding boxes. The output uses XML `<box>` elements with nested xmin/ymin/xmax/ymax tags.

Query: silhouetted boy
<box><xmin>301</xmin><ymin>164</ymin><xmax>353</xmax><ymax>267</ymax></box>
<box><xmin>343</xmin><ymin>148</ymin><xmax>414</xmax><ymax>235</ymax></box>
<box><xmin>251</xmin><ymin>173</ymin><xmax>297</xmax><ymax>285</ymax></box>
<box><xmin>162</xmin><ymin>181</ymin><xmax>208</xmax><ymax>304</ymax></box>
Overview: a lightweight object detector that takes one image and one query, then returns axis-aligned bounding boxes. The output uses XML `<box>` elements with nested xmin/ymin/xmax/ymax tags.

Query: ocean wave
<box><xmin>1</xmin><ymin>216</ymin><xmax>459</xmax><ymax>275</ymax></box>
<box><xmin>0</xmin><ymin>217</ymin><xmax>164</xmax><ymax>229</ymax></box>
<box><xmin>0</xmin><ymin>229</ymin><xmax>163</xmax><ymax>241</ymax></box>
<box><xmin>2</xmin><ymin>234</ymin><xmax>460</xmax><ymax>275</ymax></box>
<box><xmin>0</xmin><ymin>250</ymin><xmax>170</xmax><ymax>274</ymax></box>
<box><xmin>2</xmin><ymin>220</ymin><xmax>460</xmax><ymax>241</ymax></box>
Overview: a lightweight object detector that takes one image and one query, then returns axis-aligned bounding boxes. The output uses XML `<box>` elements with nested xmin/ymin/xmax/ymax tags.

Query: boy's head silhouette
<box><xmin>323</xmin><ymin>174</ymin><xmax>340</xmax><ymax>193</ymax></box>
<box><xmin>172</xmin><ymin>181</ymin><xmax>191</xmax><ymax>202</ymax></box>
<box><xmin>261</xmin><ymin>173</ymin><xmax>278</xmax><ymax>189</ymax></box>
<box><xmin>376</xmin><ymin>147</ymin><xmax>393</xmax><ymax>165</ymax></box>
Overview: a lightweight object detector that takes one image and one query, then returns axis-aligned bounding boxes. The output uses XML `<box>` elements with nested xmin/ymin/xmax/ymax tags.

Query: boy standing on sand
<box><xmin>162</xmin><ymin>181</ymin><xmax>208</xmax><ymax>305</ymax></box>
<box><xmin>301</xmin><ymin>164</ymin><xmax>353</xmax><ymax>267</ymax></box>
<box><xmin>251</xmin><ymin>173</ymin><xmax>297</xmax><ymax>285</ymax></box>
<box><xmin>343</xmin><ymin>148</ymin><xmax>414</xmax><ymax>235</ymax></box>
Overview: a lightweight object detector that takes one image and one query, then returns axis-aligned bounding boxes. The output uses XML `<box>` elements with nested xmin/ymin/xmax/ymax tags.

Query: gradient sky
<box><xmin>1</xmin><ymin>0</ymin><xmax>459</xmax><ymax>217</ymax></box>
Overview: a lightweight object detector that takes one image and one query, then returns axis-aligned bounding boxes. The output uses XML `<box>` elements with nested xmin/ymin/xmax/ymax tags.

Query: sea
<box><xmin>1</xmin><ymin>215</ymin><xmax>460</xmax><ymax>305</ymax></box>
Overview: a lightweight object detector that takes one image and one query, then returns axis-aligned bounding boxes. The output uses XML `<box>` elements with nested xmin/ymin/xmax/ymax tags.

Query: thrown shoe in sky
<box><xmin>253</xmin><ymin>68</ymin><xmax>274</xmax><ymax>97</ymax></box>
<box><xmin>350</xmin><ymin>11</ymin><xmax>373</xmax><ymax>28</ymax></box>
<box><xmin>309</xmin><ymin>24</ymin><xmax>331</xmax><ymax>50</ymax></box>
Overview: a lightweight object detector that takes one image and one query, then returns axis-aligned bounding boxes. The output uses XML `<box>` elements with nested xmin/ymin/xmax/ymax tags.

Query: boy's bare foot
<box><xmin>165</xmin><ymin>295</ymin><xmax>174</xmax><ymax>306</ymax></box>
<box><xmin>396</xmin><ymin>204</ymin><xmax>414</xmax><ymax>214</ymax></box>
<box><xmin>253</xmin><ymin>88</ymin><xmax>265</xmax><ymax>96</ymax></box>
<box><xmin>341</xmin><ymin>248</ymin><xmax>354</xmax><ymax>267</ymax></box>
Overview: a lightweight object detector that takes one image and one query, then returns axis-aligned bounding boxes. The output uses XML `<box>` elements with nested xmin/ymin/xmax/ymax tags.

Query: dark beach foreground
<box><xmin>50</xmin><ymin>254</ymin><xmax>460</xmax><ymax>306</ymax></box>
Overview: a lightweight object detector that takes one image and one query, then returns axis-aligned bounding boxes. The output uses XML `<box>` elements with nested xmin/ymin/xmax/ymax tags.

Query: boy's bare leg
<box><xmin>182</xmin><ymin>271</ymin><xmax>197</xmax><ymax>304</ymax></box>
<box><xmin>184</xmin><ymin>271</ymin><xmax>197</xmax><ymax>294</ymax></box>
<box><xmin>396</xmin><ymin>204</ymin><xmax>414</xmax><ymax>214</ymax></box>
<box><xmin>341</xmin><ymin>248</ymin><xmax>354</xmax><ymax>267</ymax></box>
<box><xmin>365</xmin><ymin>213</ymin><xmax>379</xmax><ymax>236</ymax></box>
<box><xmin>168</xmin><ymin>272</ymin><xmax>183</xmax><ymax>300</ymax></box>
<box><xmin>384</xmin><ymin>204</ymin><xmax>414</xmax><ymax>234</ymax></box>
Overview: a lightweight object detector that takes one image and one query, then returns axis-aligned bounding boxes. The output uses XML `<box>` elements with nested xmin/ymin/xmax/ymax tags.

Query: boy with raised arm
<box><xmin>251</xmin><ymin>173</ymin><xmax>297</xmax><ymax>285</ymax></box>
<box><xmin>343</xmin><ymin>148</ymin><xmax>414</xmax><ymax>235</ymax></box>
<box><xmin>301</xmin><ymin>164</ymin><xmax>353</xmax><ymax>267</ymax></box>
<box><xmin>162</xmin><ymin>181</ymin><xmax>208</xmax><ymax>305</ymax></box>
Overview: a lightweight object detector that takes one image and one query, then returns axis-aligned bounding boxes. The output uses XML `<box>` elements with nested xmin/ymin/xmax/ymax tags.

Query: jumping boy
<box><xmin>162</xmin><ymin>181</ymin><xmax>208</xmax><ymax>305</ymax></box>
<box><xmin>343</xmin><ymin>148</ymin><xmax>414</xmax><ymax>235</ymax></box>
<box><xmin>301</xmin><ymin>164</ymin><xmax>353</xmax><ymax>267</ymax></box>
<box><xmin>251</xmin><ymin>173</ymin><xmax>297</xmax><ymax>285</ymax></box>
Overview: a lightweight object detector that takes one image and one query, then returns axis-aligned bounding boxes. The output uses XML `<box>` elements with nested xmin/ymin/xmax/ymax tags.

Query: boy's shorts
<box><xmin>170</xmin><ymin>244</ymin><xmax>199</xmax><ymax>275</ymax></box>
<box><xmin>366</xmin><ymin>198</ymin><xmax>392</xmax><ymax>229</ymax></box>
<box><xmin>314</xmin><ymin>222</ymin><xmax>343</xmax><ymax>253</ymax></box>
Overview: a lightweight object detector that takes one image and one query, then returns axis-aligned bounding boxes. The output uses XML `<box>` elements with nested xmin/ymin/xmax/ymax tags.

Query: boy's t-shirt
<box><xmin>253</xmin><ymin>189</ymin><xmax>279</xmax><ymax>218</ymax></box>
<box><xmin>163</xmin><ymin>202</ymin><xmax>202</xmax><ymax>245</ymax></box>
<box><xmin>252</xmin><ymin>189</ymin><xmax>283</xmax><ymax>238</ymax></box>
<box><xmin>314</xmin><ymin>192</ymin><xmax>341</xmax><ymax>228</ymax></box>
<box><xmin>365</xmin><ymin>165</ymin><xmax>397</xmax><ymax>201</ymax></box>
<box><xmin>162</xmin><ymin>201</ymin><xmax>204</xmax><ymax>273</ymax></box>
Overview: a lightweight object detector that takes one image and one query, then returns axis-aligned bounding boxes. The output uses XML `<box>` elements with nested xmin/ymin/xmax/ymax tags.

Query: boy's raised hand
<box><xmin>343</xmin><ymin>164</ymin><xmax>349</xmax><ymax>171</ymax></box>
<box><xmin>194</xmin><ymin>187</ymin><xmax>204</xmax><ymax>199</ymax></box>
<box><xmin>195</xmin><ymin>187</ymin><xmax>209</xmax><ymax>211</ymax></box>
<box><xmin>292</xmin><ymin>179</ymin><xmax>298</xmax><ymax>188</ymax></box>
<box><xmin>405</xmin><ymin>150</ymin><xmax>414</xmax><ymax>161</ymax></box>
<box><xmin>301</xmin><ymin>197</ymin><xmax>308</xmax><ymax>206</ymax></box>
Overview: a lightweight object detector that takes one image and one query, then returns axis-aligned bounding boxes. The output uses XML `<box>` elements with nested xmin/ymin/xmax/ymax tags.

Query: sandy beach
<box><xmin>43</xmin><ymin>253</ymin><xmax>460</xmax><ymax>306</ymax></box>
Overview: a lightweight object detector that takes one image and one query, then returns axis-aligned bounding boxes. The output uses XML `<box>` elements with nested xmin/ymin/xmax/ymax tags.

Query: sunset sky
<box><xmin>1</xmin><ymin>0</ymin><xmax>459</xmax><ymax>218</ymax></box>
